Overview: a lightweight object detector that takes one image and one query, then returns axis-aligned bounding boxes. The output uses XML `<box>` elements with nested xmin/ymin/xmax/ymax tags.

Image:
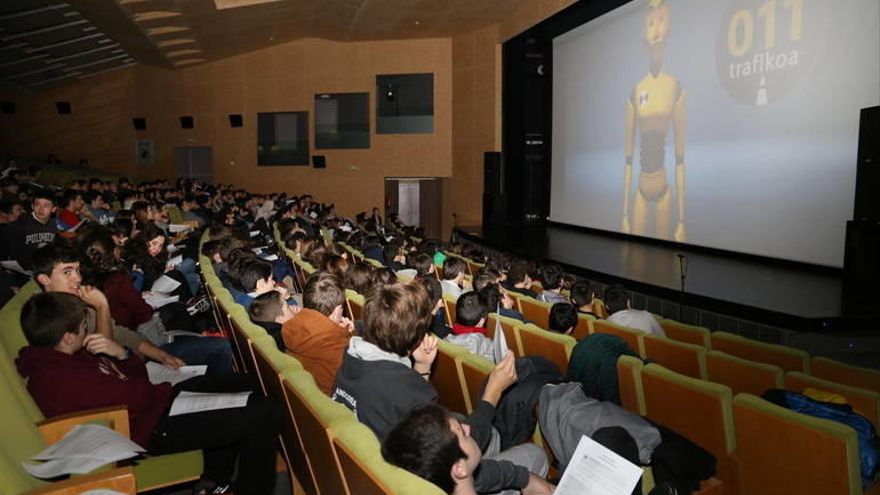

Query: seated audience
<box><xmin>605</xmin><ymin>285</ymin><xmax>665</xmax><ymax>336</ymax></box>
<box><xmin>441</xmin><ymin>257</ymin><xmax>471</xmax><ymax>299</ymax></box>
<box><xmin>5</xmin><ymin>190</ymin><xmax>57</xmax><ymax>269</ymax></box>
<box><xmin>503</xmin><ymin>260</ymin><xmax>538</xmax><ymax>299</ymax></box>
<box><xmin>569</xmin><ymin>279</ymin><xmax>606</xmax><ymax>318</ymax></box>
<box><xmin>451</xmin><ymin>291</ymin><xmax>488</xmax><ymax>336</ymax></box>
<box><xmin>537</xmin><ymin>264</ymin><xmax>568</xmax><ymax>304</ymax></box>
<box><xmin>249</xmin><ymin>289</ymin><xmax>299</xmax><ymax>350</ymax></box>
<box><xmin>16</xmin><ymin>291</ymin><xmax>281</xmax><ymax>495</ymax></box>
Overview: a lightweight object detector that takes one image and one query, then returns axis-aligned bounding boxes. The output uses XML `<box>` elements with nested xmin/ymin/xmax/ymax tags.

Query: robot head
<box><xmin>644</xmin><ymin>0</ymin><xmax>670</xmax><ymax>48</ymax></box>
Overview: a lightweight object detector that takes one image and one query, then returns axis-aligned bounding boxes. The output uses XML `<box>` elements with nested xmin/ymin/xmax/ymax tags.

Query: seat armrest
<box><xmin>25</xmin><ymin>466</ymin><xmax>136</xmax><ymax>494</ymax></box>
<box><xmin>37</xmin><ymin>406</ymin><xmax>130</xmax><ymax>444</ymax></box>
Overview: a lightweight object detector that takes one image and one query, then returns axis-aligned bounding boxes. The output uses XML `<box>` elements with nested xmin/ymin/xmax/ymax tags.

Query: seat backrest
<box><xmin>811</xmin><ymin>356</ymin><xmax>880</xmax><ymax>394</ymax></box>
<box><xmin>486</xmin><ymin>313</ymin><xmax>523</xmax><ymax>357</ymax></box>
<box><xmin>706</xmin><ymin>350</ymin><xmax>783</xmax><ymax>397</ymax></box>
<box><xmin>431</xmin><ymin>339</ymin><xmax>469</xmax><ymax>414</ymax></box>
<box><xmin>784</xmin><ymin>371</ymin><xmax>880</xmax><ymax>430</ymax></box>
<box><xmin>592</xmin><ymin>320</ymin><xmax>644</xmax><ymax>355</ymax></box>
<box><xmin>0</xmin><ymin>361</ymin><xmax>50</xmax><ymax>493</ymax></box>
<box><xmin>442</xmin><ymin>293</ymin><xmax>458</xmax><ymax>327</ymax></box>
<box><xmin>659</xmin><ymin>319</ymin><xmax>711</xmax><ymax>348</ymax></box>
<box><xmin>458</xmin><ymin>352</ymin><xmax>494</xmax><ymax>415</ymax></box>
<box><xmin>711</xmin><ymin>331</ymin><xmax>809</xmax><ymax>373</ymax></box>
<box><xmin>641</xmin><ymin>334</ymin><xmax>707</xmax><ymax>379</ymax></box>
<box><xmin>616</xmin><ymin>355</ymin><xmax>646</xmax><ymax>416</ymax></box>
<box><xmin>332</xmin><ymin>420</ymin><xmax>446</xmax><ymax>495</ymax></box>
<box><xmin>733</xmin><ymin>393</ymin><xmax>862</xmax><ymax>495</ymax></box>
<box><xmin>641</xmin><ymin>364</ymin><xmax>735</xmax><ymax>458</ymax></box>
<box><xmin>518</xmin><ymin>297</ymin><xmax>552</xmax><ymax>330</ymax></box>
<box><xmin>281</xmin><ymin>369</ymin><xmax>355</xmax><ymax>495</ymax></box>
<box><xmin>572</xmin><ymin>313</ymin><xmax>594</xmax><ymax>341</ymax></box>
<box><xmin>516</xmin><ymin>323</ymin><xmax>576</xmax><ymax>375</ymax></box>
<box><xmin>0</xmin><ymin>281</ymin><xmax>41</xmax><ymax>360</ymax></box>
<box><xmin>0</xmin><ymin>323</ymin><xmax>44</xmax><ymax>423</ymax></box>
<box><xmin>346</xmin><ymin>290</ymin><xmax>365</xmax><ymax>321</ymax></box>
<box><xmin>250</xmin><ymin>335</ymin><xmax>302</xmax><ymax>400</ymax></box>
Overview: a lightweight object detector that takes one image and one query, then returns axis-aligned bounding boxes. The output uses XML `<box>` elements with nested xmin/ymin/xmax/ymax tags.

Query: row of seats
<box><xmin>200</xmin><ymin>250</ymin><xmax>445</xmax><ymax>495</ymax></box>
<box><xmin>0</xmin><ymin>283</ymin><xmax>204</xmax><ymax>494</ymax></box>
<box><xmin>617</xmin><ymin>357</ymin><xmax>880</xmax><ymax>495</ymax></box>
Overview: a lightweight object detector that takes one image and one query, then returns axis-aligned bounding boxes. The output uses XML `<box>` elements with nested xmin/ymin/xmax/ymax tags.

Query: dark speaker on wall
<box><xmin>179</xmin><ymin>116</ymin><xmax>194</xmax><ymax>129</ymax></box>
<box><xmin>484</xmin><ymin>151</ymin><xmax>502</xmax><ymax>196</ymax></box>
<box><xmin>132</xmin><ymin>117</ymin><xmax>147</xmax><ymax>130</ymax></box>
<box><xmin>1</xmin><ymin>101</ymin><xmax>14</xmax><ymax>114</ymax></box>
<box><xmin>843</xmin><ymin>220</ymin><xmax>880</xmax><ymax>312</ymax></box>
<box><xmin>312</xmin><ymin>155</ymin><xmax>326</xmax><ymax>169</ymax></box>
<box><xmin>229</xmin><ymin>114</ymin><xmax>243</xmax><ymax>128</ymax></box>
<box><xmin>853</xmin><ymin>106</ymin><xmax>879</xmax><ymax>221</ymax></box>
<box><xmin>56</xmin><ymin>101</ymin><xmax>71</xmax><ymax>114</ymax></box>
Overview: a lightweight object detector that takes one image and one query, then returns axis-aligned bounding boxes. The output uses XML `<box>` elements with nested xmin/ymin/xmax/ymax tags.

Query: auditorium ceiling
<box><xmin>1</xmin><ymin>0</ymin><xmax>528</xmax><ymax>90</ymax></box>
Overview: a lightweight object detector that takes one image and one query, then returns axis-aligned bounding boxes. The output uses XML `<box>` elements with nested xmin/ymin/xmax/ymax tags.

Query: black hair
<box><xmin>539</xmin><ymin>264</ymin><xmax>564</xmax><ymax>291</ymax></box>
<box><xmin>21</xmin><ymin>292</ymin><xmax>88</xmax><ymax>347</ymax></box>
<box><xmin>548</xmin><ymin>303</ymin><xmax>578</xmax><ymax>334</ymax></box>
<box><xmin>454</xmin><ymin>291</ymin><xmax>487</xmax><ymax>327</ymax></box>
<box><xmin>604</xmin><ymin>285</ymin><xmax>629</xmax><ymax>314</ymax></box>
<box><xmin>32</xmin><ymin>242</ymin><xmax>80</xmax><ymax>286</ymax></box>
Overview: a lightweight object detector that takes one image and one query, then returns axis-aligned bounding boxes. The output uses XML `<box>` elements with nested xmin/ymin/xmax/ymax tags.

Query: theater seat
<box><xmin>711</xmin><ymin>331</ymin><xmax>809</xmax><ymax>373</ymax></box>
<box><xmin>811</xmin><ymin>357</ymin><xmax>880</xmax><ymax>394</ymax></box>
<box><xmin>706</xmin><ymin>350</ymin><xmax>783</xmax><ymax>397</ymax></box>
<box><xmin>572</xmin><ymin>313</ymin><xmax>595</xmax><ymax>341</ymax></box>
<box><xmin>518</xmin><ymin>297</ymin><xmax>552</xmax><ymax>330</ymax></box>
<box><xmin>733</xmin><ymin>393</ymin><xmax>875</xmax><ymax>495</ymax></box>
<box><xmin>346</xmin><ymin>289</ymin><xmax>365</xmax><ymax>321</ymax></box>
<box><xmin>486</xmin><ymin>313</ymin><xmax>523</xmax><ymax>357</ymax></box>
<box><xmin>592</xmin><ymin>320</ymin><xmax>645</xmax><ymax>355</ymax></box>
<box><xmin>458</xmin><ymin>352</ymin><xmax>494</xmax><ymax>415</ymax></box>
<box><xmin>431</xmin><ymin>339</ymin><xmax>470</xmax><ymax>414</ymax></box>
<box><xmin>641</xmin><ymin>333</ymin><xmax>707</xmax><ymax>379</ymax></box>
<box><xmin>617</xmin><ymin>355</ymin><xmax>646</xmax><ymax>415</ymax></box>
<box><xmin>517</xmin><ymin>323</ymin><xmax>575</xmax><ymax>375</ymax></box>
<box><xmin>659</xmin><ymin>319</ymin><xmax>711</xmax><ymax>348</ymax></box>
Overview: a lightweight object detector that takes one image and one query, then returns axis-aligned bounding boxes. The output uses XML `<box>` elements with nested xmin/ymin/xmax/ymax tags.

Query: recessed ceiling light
<box><xmin>414</xmin><ymin>20</ymin><xmax>420</xmax><ymax>25</ymax></box>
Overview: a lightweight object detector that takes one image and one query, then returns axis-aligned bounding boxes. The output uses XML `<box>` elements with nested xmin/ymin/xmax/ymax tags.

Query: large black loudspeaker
<box><xmin>843</xmin><ymin>221</ymin><xmax>880</xmax><ymax>311</ymax></box>
<box><xmin>483</xmin><ymin>151</ymin><xmax>505</xmax><ymax>225</ymax></box>
<box><xmin>853</xmin><ymin>106</ymin><xmax>879</xmax><ymax>221</ymax></box>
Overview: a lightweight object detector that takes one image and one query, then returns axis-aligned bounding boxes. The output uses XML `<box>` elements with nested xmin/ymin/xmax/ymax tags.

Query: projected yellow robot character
<box><xmin>622</xmin><ymin>0</ymin><xmax>687</xmax><ymax>242</ymax></box>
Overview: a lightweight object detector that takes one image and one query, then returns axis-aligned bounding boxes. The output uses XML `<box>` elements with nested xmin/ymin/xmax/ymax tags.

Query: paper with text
<box><xmin>146</xmin><ymin>362</ymin><xmax>207</xmax><ymax>386</ymax></box>
<box><xmin>168</xmin><ymin>391</ymin><xmax>252</xmax><ymax>416</ymax></box>
<box><xmin>1</xmin><ymin>260</ymin><xmax>32</xmax><ymax>276</ymax></box>
<box><xmin>151</xmin><ymin>275</ymin><xmax>181</xmax><ymax>294</ymax></box>
<box><xmin>493</xmin><ymin>304</ymin><xmax>508</xmax><ymax>363</ymax></box>
<box><xmin>555</xmin><ymin>435</ymin><xmax>642</xmax><ymax>495</ymax></box>
<box><xmin>167</xmin><ymin>255</ymin><xmax>184</xmax><ymax>268</ymax></box>
<box><xmin>23</xmin><ymin>424</ymin><xmax>143</xmax><ymax>478</ymax></box>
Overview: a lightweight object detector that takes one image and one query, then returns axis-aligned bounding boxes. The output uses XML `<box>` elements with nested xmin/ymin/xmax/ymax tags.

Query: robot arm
<box><xmin>673</xmin><ymin>86</ymin><xmax>687</xmax><ymax>242</ymax></box>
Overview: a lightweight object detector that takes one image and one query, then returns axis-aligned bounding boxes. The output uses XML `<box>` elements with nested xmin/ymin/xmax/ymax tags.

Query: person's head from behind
<box><xmin>32</xmin><ymin>243</ymin><xmax>82</xmax><ymax>294</ymax></box>
<box><xmin>539</xmin><ymin>264</ymin><xmax>564</xmax><ymax>291</ymax></box>
<box><xmin>416</xmin><ymin>274</ymin><xmax>444</xmax><ymax>316</ymax></box>
<box><xmin>363</xmin><ymin>282</ymin><xmax>432</xmax><ymax>357</ymax></box>
<box><xmin>455</xmin><ymin>291</ymin><xmax>487</xmax><ymax>328</ymax></box>
<box><xmin>442</xmin><ymin>257</ymin><xmax>466</xmax><ymax>284</ymax></box>
<box><xmin>62</xmin><ymin>189</ymin><xmax>84</xmax><ymax>213</ymax></box>
<box><xmin>410</xmin><ymin>252</ymin><xmax>435</xmax><ymax>277</ymax></box>
<box><xmin>472</xmin><ymin>268</ymin><xmax>501</xmax><ymax>293</ymax></box>
<box><xmin>21</xmin><ymin>292</ymin><xmax>88</xmax><ymax>352</ymax></box>
<box><xmin>249</xmin><ymin>290</ymin><xmax>296</xmax><ymax>326</ymax></box>
<box><xmin>235</xmin><ymin>257</ymin><xmax>274</xmax><ymax>294</ymax></box>
<box><xmin>604</xmin><ymin>285</ymin><xmax>630</xmax><ymax>314</ymax></box>
<box><xmin>383</xmin><ymin>240</ymin><xmax>404</xmax><ymax>265</ymax></box>
<box><xmin>507</xmin><ymin>260</ymin><xmax>532</xmax><ymax>288</ymax></box>
<box><xmin>342</xmin><ymin>262</ymin><xmax>374</xmax><ymax>295</ymax></box>
<box><xmin>303</xmin><ymin>272</ymin><xmax>346</xmax><ymax>321</ymax></box>
<box><xmin>368</xmin><ymin>268</ymin><xmax>397</xmax><ymax>297</ymax></box>
<box><xmin>382</xmin><ymin>404</ymin><xmax>481</xmax><ymax>494</ymax></box>
<box><xmin>548</xmin><ymin>303</ymin><xmax>578</xmax><ymax>335</ymax></box>
<box><xmin>0</xmin><ymin>199</ymin><xmax>23</xmax><ymax>223</ymax></box>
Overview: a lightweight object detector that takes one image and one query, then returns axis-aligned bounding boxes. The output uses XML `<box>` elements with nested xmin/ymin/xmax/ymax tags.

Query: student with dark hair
<box><xmin>4</xmin><ymin>189</ymin><xmax>57</xmax><ymax>269</ymax></box>
<box><xmin>503</xmin><ymin>260</ymin><xmax>538</xmax><ymax>299</ymax></box>
<box><xmin>382</xmin><ymin>404</ymin><xmax>482</xmax><ymax>495</ymax></box>
<box><xmin>415</xmin><ymin>274</ymin><xmax>450</xmax><ymax>338</ymax></box>
<box><xmin>16</xmin><ymin>291</ymin><xmax>282</xmax><ymax>495</ymax></box>
<box><xmin>249</xmin><ymin>290</ymin><xmax>298</xmax><ymax>350</ymax></box>
<box><xmin>283</xmin><ymin>272</ymin><xmax>353</xmax><ymax>394</ymax></box>
<box><xmin>57</xmin><ymin>189</ymin><xmax>88</xmax><ymax>235</ymax></box>
<box><xmin>537</xmin><ymin>264</ymin><xmax>568</xmax><ymax>304</ymax></box>
<box><xmin>383</xmin><ymin>240</ymin><xmax>406</xmax><ymax>271</ymax></box>
<box><xmin>548</xmin><ymin>302</ymin><xmax>578</xmax><ymax>335</ymax></box>
<box><xmin>605</xmin><ymin>285</ymin><xmax>664</xmax><ymax>336</ymax></box>
<box><xmin>441</xmin><ymin>257</ymin><xmax>471</xmax><ymax>300</ymax></box>
<box><xmin>569</xmin><ymin>280</ymin><xmax>601</xmax><ymax>317</ymax></box>
<box><xmin>332</xmin><ymin>282</ymin><xmax>553</xmax><ymax>495</ymax></box>
<box><xmin>451</xmin><ymin>291</ymin><xmax>488</xmax><ymax>336</ymax></box>
<box><xmin>229</xmin><ymin>257</ymin><xmax>285</xmax><ymax>309</ymax></box>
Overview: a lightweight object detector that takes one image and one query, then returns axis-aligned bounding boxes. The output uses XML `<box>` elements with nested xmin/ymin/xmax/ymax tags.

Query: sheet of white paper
<box><xmin>146</xmin><ymin>362</ymin><xmax>208</xmax><ymax>386</ymax></box>
<box><xmin>166</xmin><ymin>255</ymin><xmax>184</xmax><ymax>268</ymax></box>
<box><xmin>32</xmin><ymin>424</ymin><xmax>143</xmax><ymax>461</ymax></box>
<box><xmin>1</xmin><ymin>260</ymin><xmax>32</xmax><ymax>276</ymax></box>
<box><xmin>262</xmin><ymin>254</ymin><xmax>279</xmax><ymax>261</ymax></box>
<box><xmin>169</xmin><ymin>224</ymin><xmax>192</xmax><ymax>233</ymax></box>
<box><xmin>493</xmin><ymin>304</ymin><xmax>508</xmax><ymax>363</ymax></box>
<box><xmin>22</xmin><ymin>456</ymin><xmax>110</xmax><ymax>478</ymax></box>
<box><xmin>144</xmin><ymin>293</ymin><xmax>179</xmax><ymax>309</ymax></box>
<box><xmin>554</xmin><ymin>435</ymin><xmax>643</xmax><ymax>495</ymax></box>
<box><xmin>166</xmin><ymin>243</ymin><xmax>179</xmax><ymax>253</ymax></box>
<box><xmin>251</xmin><ymin>246</ymin><xmax>268</xmax><ymax>253</ymax></box>
<box><xmin>250</xmin><ymin>230</ymin><xmax>261</xmax><ymax>237</ymax></box>
<box><xmin>168</xmin><ymin>391</ymin><xmax>252</xmax><ymax>416</ymax></box>
<box><xmin>151</xmin><ymin>275</ymin><xmax>181</xmax><ymax>293</ymax></box>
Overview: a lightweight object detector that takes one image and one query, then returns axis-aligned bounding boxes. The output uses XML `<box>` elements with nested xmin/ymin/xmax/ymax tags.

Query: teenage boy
<box><xmin>605</xmin><ymin>285</ymin><xmax>665</xmax><ymax>336</ymax></box>
<box><xmin>5</xmin><ymin>190</ymin><xmax>57</xmax><ymax>269</ymax></box>
<box><xmin>249</xmin><ymin>290</ymin><xmax>298</xmax><ymax>351</ymax></box>
<box><xmin>503</xmin><ymin>261</ymin><xmax>538</xmax><ymax>299</ymax></box>
<box><xmin>451</xmin><ymin>291</ymin><xmax>488</xmax><ymax>336</ymax></box>
<box><xmin>382</xmin><ymin>404</ymin><xmax>484</xmax><ymax>495</ymax></box>
<box><xmin>441</xmin><ymin>257</ymin><xmax>471</xmax><ymax>300</ymax></box>
<box><xmin>16</xmin><ymin>291</ymin><xmax>281</xmax><ymax>495</ymax></box>
<box><xmin>282</xmin><ymin>272</ymin><xmax>353</xmax><ymax>395</ymax></box>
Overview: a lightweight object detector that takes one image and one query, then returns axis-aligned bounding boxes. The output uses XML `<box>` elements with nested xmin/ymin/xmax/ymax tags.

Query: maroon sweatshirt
<box><xmin>16</xmin><ymin>346</ymin><xmax>172</xmax><ymax>447</ymax></box>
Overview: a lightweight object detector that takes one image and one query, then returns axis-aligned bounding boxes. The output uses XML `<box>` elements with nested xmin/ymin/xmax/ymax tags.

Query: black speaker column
<box><xmin>482</xmin><ymin>151</ymin><xmax>504</xmax><ymax>225</ymax></box>
<box><xmin>843</xmin><ymin>106</ymin><xmax>880</xmax><ymax>312</ymax></box>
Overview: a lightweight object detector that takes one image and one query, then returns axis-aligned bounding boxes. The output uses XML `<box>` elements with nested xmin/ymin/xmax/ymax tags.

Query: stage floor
<box><xmin>453</xmin><ymin>222</ymin><xmax>875</xmax><ymax>331</ymax></box>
